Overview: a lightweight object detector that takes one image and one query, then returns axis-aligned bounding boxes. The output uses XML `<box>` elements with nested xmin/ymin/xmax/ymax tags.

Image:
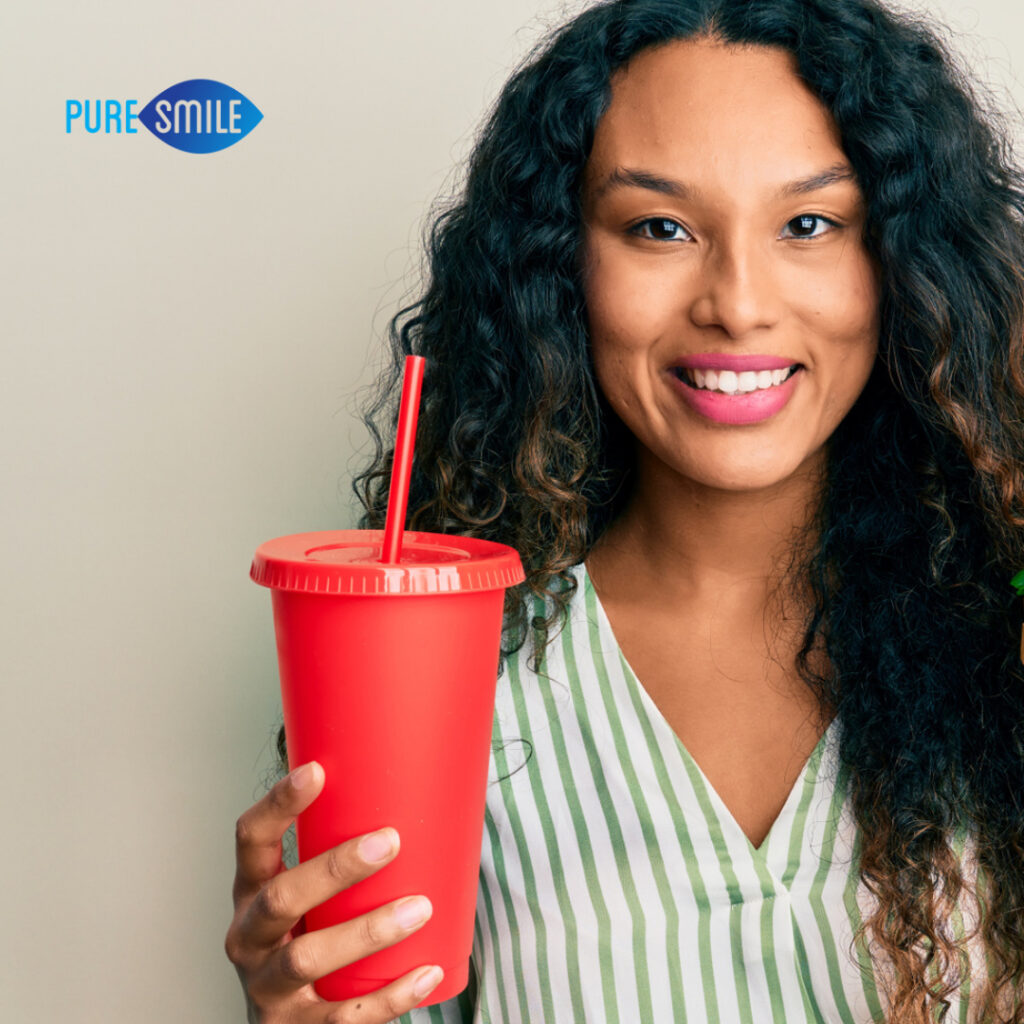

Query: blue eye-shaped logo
<box><xmin>138</xmin><ymin>79</ymin><xmax>262</xmax><ymax>153</ymax></box>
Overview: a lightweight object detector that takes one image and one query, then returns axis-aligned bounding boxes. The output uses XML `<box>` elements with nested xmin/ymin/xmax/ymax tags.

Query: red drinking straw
<box><xmin>381</xmin><ymin>355</ymin><xmax>426</xmax><ymax>564</ymax></box>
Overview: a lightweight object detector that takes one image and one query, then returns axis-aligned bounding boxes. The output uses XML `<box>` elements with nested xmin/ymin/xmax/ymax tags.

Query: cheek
<box><xmin>817</xmin><ymin>273</ymin><xmax>880</xmax><ymax>414</ymax></box>
<box><xmin>799</xmin><ymin>257</ymin><xmax>880</xmax><ymax>363</ymax></box>
<box><xmin>586</xmin><ymin>271</ymin><xmax>639</xmax><ymax>351</ymax></box>
<box><xmin>588</xmin><ymin>331</ymin><xmax>638</xmax><ymax>417</ymax></box>
<box><xmin>583</xmin><ymin>270</ymin><xmax>652</xmax><ymax>417</ymax></box>
<box><xmin>583</xmin><ymin>242</ymin><xmax>677</xmax><ymax>354</ymax></box>
<box><xmin>840</xmin><ymin>268</ymin><xmax>881</xmax><ymax>373</ymax></box>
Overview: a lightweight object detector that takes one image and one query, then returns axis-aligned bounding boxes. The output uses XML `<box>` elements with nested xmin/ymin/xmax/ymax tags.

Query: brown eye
<box><xmin>631</xmin><ymin>218</ymin><xmax>691</xmax><ymax>241</ymax></box>
<box><xmin>782</xmin><ymin>214</ymin><xmax>837</xmax><ymax>239</ymax></box>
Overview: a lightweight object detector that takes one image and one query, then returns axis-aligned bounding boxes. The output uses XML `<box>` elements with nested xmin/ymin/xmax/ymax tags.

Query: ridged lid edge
<box><xmin>249</xmin><ymin>530</ymin><xmax>526</xmax><ymax>595</ymax></box>
<box><xmin>249</xmin><ymin>557</ymin><xmax>525</xmax><ymax>595</ymax></box>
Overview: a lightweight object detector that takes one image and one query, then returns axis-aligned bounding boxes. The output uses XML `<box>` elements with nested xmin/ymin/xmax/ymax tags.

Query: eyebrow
<box><xmin>591</xmin><ymin>162</ymin><xmax>858</xmax><ymax>202</ymax></box>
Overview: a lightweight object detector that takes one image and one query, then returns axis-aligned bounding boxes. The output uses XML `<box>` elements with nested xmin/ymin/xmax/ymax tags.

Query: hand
<box><xmin>225</xmin><ymin>761</ymin><xmax>443</xmax><ymax>1022</ymax></box>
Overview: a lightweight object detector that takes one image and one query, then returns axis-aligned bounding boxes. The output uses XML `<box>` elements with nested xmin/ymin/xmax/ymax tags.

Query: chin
<box><xmin>680</xmin><ymin>455</ymin><xmax>811</xmax><ymax>494</ymax></box>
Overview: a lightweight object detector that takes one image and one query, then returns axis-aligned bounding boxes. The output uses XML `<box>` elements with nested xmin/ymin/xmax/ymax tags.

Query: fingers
<box><xmin>295</xmin><ymin>965</ymin><xmax>444</xmax><ymax>1024</ymax></box>
<box><xmin>228</xmin><ymin>764</ymin><xmax>445</xmax><ymax>1023</ymax></box>
<box><xmin>240</xmin><ymin>828</ymin><xmax>402</xmax><ymax>949</ymax></box>
<box><xmin>234</xmin><ymin>762</ymin><xmax>325</xmax><ymax>900</ymax></box>
<box><xmin>251</xmin><ymin>893</ymin><xmax>433</xmax><ymax>998</ymax></box>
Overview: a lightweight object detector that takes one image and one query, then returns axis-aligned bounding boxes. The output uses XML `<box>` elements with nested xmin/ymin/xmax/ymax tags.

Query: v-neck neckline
<box><xmin>578</xmin><ymin>559</ymin><xmax>836</xmax><ymax>859</ymax></box>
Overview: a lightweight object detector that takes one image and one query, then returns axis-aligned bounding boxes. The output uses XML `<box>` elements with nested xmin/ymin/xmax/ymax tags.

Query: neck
<box><xmin>588</xmin><ymin>444</ymin><xmax>827</xmax><ymax>612</ymax></box>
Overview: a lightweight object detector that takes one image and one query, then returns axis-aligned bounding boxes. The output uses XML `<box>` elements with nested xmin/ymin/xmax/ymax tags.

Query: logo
<box><xmin>65</xmin><ymin>79</ymin><xmax>262</xmax><ymax>154</ymax></box>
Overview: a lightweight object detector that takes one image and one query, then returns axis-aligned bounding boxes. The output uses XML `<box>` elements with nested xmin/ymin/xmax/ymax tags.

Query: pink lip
<box><xmin>668</xmin><ymin>365</ymin><xmax>803</xmax><ymax>425</ymax></box>
<box><xmin>671</xmin><ymin>353</ymin><xmax>800</xmax><ymax>372</ymax></box>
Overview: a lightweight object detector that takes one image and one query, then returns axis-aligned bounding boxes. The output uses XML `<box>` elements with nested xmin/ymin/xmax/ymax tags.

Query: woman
<box><xmin>225</xmin><ymin>0</ymin><xmax>1024</xmax><ymax>1021</ymax></box>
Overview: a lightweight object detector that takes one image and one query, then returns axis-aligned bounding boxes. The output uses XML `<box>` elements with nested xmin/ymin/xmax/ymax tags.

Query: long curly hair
<box><xmin>281</xmin><ymin>0</ymin><xmax>1024</xmax><ymax>1018</ymax></box>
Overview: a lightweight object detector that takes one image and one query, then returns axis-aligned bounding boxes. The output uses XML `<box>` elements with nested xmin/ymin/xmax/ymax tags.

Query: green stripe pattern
<box><xmin>399</xmin><ymin>562</ymin><xmax>982</xmax><ymax>1023</ymax></box>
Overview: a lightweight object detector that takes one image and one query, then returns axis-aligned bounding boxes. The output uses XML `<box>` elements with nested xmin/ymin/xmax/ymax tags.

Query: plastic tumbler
<box><xmin>250</xmin><ymin>528</ymin><xmax>524</xmax><ymax>1005</ymax></box>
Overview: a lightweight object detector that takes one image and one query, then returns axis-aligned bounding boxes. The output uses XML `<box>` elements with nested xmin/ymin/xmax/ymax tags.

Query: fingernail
<box><xmin>291</xmin><ymin>763</ymin><xmax>317</xmax><ymax>790</ymax></box>
<box><xmin>394</xmin><ymin>895</ymin><xmax>431</xmax><ymax>930</ymax></box>
<box><xmin>358</xmin><ymin>828</ymin><xmax>396</xmax><ymax>863</ymax></box>
<box><xmin>412</xmin><ymin>964</ymin><xmax>443</xmax><ymax>998</ymax></box>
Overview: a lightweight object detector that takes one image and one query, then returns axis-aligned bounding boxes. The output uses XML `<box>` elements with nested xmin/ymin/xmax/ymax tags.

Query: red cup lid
<box><xmin>250</xmin><ymin>529</ymin><xmax>525</xmax><ymax>596</ymax></box>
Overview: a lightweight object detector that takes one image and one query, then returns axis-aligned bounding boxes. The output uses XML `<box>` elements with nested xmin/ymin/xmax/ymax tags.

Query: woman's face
<box><xmin>581</xmin><ymin>38</ymin><xmax>880</xmax><ymax>495</ymax></box>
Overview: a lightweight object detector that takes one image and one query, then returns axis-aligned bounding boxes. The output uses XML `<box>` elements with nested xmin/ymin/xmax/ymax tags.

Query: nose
<box><xmin>687</xmin><ymin>236</ymin><xmax>782</xmax><ymax>338</ymax></box>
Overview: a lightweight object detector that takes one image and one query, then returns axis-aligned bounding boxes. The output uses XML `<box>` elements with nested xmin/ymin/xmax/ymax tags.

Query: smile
<box><xmin>674</xmin><ymin>364</ymin><xmax>801</xmax><ymax>394</ymax></box>
<box><xmin>668</xmin><ymin>364</ymin><xmax>804</xmax><ymax>425</ymax></box>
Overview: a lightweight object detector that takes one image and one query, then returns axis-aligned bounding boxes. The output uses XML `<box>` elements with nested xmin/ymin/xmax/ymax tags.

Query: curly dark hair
<box><xmin>278</xmin><ymin>0</ymin><xmax>1024</xmax><ymax>1018</ymax></box>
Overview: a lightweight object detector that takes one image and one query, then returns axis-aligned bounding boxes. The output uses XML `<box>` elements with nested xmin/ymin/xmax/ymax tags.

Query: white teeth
<box><xmin>688</xmin><ymin>365</ymin><xmax>797</xmax><ymax>393</ymax></box>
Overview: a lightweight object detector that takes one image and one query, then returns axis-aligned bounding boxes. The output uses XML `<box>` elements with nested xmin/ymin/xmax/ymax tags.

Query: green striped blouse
<box><xmin>400</xmin><ymin>561</ymin><xmax>983</xmax><ymax>1023</ymax></box>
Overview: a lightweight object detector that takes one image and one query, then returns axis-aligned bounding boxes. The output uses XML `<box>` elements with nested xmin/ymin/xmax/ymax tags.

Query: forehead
<box><xmin>584</xmin><ymin>37</ymin><xmax>849</xmax><ymax>197</ymax></box>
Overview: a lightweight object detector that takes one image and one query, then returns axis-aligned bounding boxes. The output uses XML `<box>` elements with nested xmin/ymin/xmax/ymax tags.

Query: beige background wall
<box><xmin>1</xmin><ymin>2</ymin><xmax>1020</xmax><ymax>1021</ymax></box>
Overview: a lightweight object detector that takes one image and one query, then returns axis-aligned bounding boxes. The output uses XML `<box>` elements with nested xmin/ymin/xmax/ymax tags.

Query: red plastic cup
<box><xmin>250</xmin><ymin>528</ymin><xmax>524</xmax><ymax>1005</ymax></box>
